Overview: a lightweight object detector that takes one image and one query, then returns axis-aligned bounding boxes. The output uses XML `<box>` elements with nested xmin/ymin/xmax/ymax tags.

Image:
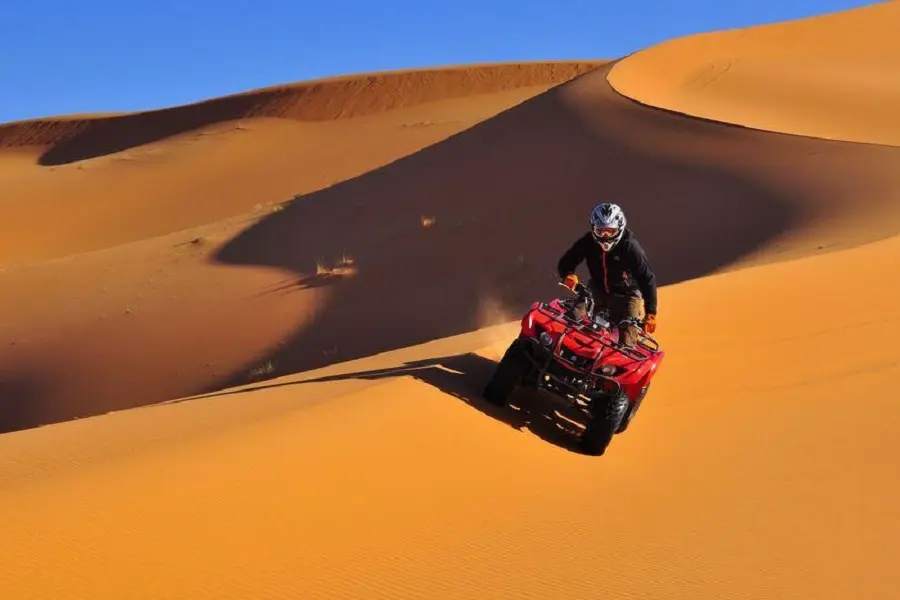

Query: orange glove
<box><xmin>562</xmin><ymin>273</ymin><xmax>579</xmax><ymax>292</ymax></box>
<box><xmin>643</xmin><ymin>313</ymin><xmax>657</xmax><ymax>334</ymax></box>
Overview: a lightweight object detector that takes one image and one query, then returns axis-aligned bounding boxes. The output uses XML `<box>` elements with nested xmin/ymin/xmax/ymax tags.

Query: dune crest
<box><xmin>0</xmin><ymin>62</ymin><xmax>602</xmax><ymax>165</ymax></box>
<box><xmin>0</xmin><ymin>62</ymin><xmax>601</xmax><ymax>265</ymax></box>
<box><xmin>606</xmin><ymin>1</ymin><xmax>900</xmax><ymax>145</ymax></box>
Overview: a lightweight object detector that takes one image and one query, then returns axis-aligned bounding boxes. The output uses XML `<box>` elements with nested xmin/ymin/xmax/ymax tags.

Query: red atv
<box><xmin>482</xmin><ymin>281</ymin><xmax>665</xmax><ymax>455</ymax></box>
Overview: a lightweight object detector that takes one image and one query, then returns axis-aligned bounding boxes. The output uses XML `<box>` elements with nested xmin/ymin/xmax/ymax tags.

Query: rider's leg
<box><xmin>609</xmin><ymin>294</ymin><xmax>644</xmax><ymax>346</ymax></box>
<box><xmin>585</xmin><ymin>278</ymin><xmax>609</xmax><ymax>314</ymax></box>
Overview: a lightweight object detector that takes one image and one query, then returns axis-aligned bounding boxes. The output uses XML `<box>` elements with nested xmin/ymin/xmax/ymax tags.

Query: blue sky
<box><xmin>0</xmin><ymin>0</ymin><xmax>879</xmax><ymax>123</ymax></box>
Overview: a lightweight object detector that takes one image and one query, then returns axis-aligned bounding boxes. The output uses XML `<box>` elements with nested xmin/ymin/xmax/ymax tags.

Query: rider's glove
<box><xmin>562</xmin><ymin>273</ymin><xmax>579</xmax><ymax>292</ymax></box>
<box><xmin>643</xmin><ymin>313</ymin><xmax>657</xmax><ymax>334</ymax></box>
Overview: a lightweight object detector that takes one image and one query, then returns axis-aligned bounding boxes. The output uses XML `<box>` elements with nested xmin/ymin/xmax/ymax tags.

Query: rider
<box><xmin>556</xmin><ymin>202</ymin><xmax>658</xmax><ymax>346</ymax></box>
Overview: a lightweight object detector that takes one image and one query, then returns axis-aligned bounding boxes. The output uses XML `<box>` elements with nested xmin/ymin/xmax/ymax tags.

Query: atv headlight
<box><xmin>599</xmin><ymin>364</ymin><xmax>620</xmax><ymax>376</ymax></box>
<box><xmin>538</xmin><ymin>331</ymin><xmax>553</xmax><ymax>347</ymax></box>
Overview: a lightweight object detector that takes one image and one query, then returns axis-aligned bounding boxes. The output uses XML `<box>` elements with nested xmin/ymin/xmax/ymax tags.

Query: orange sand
<box><xmin>607</xmin><ymin>0</ymin><xmax>900</xmax><ymax>145</ymax></box>
<box><xmin>1</xmin><ymin>4</ymin><xmax>899</xmax><ymax>599</ymax></box>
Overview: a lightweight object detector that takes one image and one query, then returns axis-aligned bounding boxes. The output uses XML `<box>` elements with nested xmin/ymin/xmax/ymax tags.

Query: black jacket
<box><xmin>556</xmin><ymin>228</ymin><xmax>658</xmax><ymax>315</ymax></box>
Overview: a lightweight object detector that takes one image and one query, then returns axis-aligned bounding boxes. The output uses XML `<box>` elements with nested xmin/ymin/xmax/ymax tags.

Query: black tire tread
<box><xmin>580</xmin><ymin>393</ymin><xmax>629</xmax><ymax>456</ymax></box>
<box><xmin>483</xmin><ymin>340</ymin><xmax>531</xmax><ymax>407</ymax></box>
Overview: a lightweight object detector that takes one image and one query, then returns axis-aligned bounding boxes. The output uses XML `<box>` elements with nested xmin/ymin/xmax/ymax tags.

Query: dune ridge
<box><xmin>606</xmin><ymin>0</ymin><xmax>900</xmax><ymax>145</ymax></box>
<box><xmin>0</xmin><ymin>62</ymin><xmax>602</xmax><ymax>266</ymax></box>
<box><xmin>0</xmin><ymin>61</ymin><xmax>603</xmax><ymax>165</ymax></box>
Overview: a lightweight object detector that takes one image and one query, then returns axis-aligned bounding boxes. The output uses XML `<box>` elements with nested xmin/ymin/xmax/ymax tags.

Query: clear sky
<box><xmin>0</xmin><ymin>0</ymin><xmax>879</xmax><ymax>123</ymax></box>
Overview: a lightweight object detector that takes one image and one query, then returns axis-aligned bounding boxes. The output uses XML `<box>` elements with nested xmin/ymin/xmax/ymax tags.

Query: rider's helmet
<box><xmin>589</xmin><ymin>202</ymin><xmax>626</xmax><ymax>251</ymax></box>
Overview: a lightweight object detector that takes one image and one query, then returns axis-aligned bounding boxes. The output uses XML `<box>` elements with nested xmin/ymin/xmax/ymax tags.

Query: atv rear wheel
<box><xmin>483</xmin><ymin>339</ymin><xmax>532</xmax><ymax>407</ymax></box>
<box><xmin>580</xmin><ymin>393</ymin><xmax>629</xmax><ymax>456</ymax></box>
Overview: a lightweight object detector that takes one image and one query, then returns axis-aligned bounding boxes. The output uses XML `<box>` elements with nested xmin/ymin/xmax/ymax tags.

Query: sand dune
<box><xmin>0</xmin><ymin>61</ymin><xmax>600</xmax><ymax>265</ymax></box>
<box><xmin>2</xmin><ymin>2</ymin><xmax>900</xmax><ymax>599</ymax></box>
<box><xmin>0</xmin><ymin>61</ymin><xmax>601</xmax><ymax>158</ymax></box>
<box><xmin>2</xmin><ymin>232</ymin><xmax>899</xmax><ymax>599</ymax></box>
<box><xmin>0</xmin><ymin>58</ymin><xmax>900</xmax><ymax>431</ymax></box>
<box><xmin>607</xmin><ymin>1</ymin><xmax>900</xmax><ymax>145</ymax></box>
<box><xmin>5</xmin><ymin>57</ymin><xmax>899</xmax><ymax>434</ymax></box>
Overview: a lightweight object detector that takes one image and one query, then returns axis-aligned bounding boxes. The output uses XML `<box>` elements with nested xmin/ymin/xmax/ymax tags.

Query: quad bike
<box><xmin>482</xmin><ymin>280</ymin><xmax>665</xmax><ymax>456</ymax></box>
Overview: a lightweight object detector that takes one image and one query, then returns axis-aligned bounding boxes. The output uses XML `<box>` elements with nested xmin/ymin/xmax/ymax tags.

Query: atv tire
<box><xmin>616</xmin><ymin>385</ymin><xmax>648</xmax><ymax>434</ymax></box>
<box><xmin>580</xmin><ymin>393</ymin><xmax>629</xmax><ymax>456</ymax></box>
<box><xmin>483</xmin><ymin>339</ymin><xmax>532</xmax><ymax>407</ymax></box>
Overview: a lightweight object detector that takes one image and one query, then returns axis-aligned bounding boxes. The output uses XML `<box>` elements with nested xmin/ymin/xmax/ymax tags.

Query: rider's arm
<box><xmin>626</xmin><ymin>238</ymin><xmax>658</xmax><ymax>316</ymax></box>
<box><xmin>557</xmin><ymin>234</ymin><xmax>589</xmax><ymax>279</ymax></box>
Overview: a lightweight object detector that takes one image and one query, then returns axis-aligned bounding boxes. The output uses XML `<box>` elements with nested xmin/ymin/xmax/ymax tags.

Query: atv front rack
<box><xmin>535</xmin><ymin>300</ymin><xmax>659</xmax><ymax>360</ymax></box>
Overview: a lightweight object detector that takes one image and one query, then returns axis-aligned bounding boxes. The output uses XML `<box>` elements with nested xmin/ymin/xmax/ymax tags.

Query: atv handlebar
<box><xmin>559</xmin><ymin>280</ymin><xmax>595</xmax><ymax>313</ymax></box>
<box><xmin>558</xmin><ymin>280</ymin><xmax>592</xmax><ymax>299</ymax></box>
<box><xmin>558</xmin><ymin>279</ymin><xmax>660</xmax><ymax>350</ymax></box>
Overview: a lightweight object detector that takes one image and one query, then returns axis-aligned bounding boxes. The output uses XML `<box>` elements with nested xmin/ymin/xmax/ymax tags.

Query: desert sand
<box><xmin>1</xmin><ymin>3</ymin><xmax>899</xmax><ymax>599</ymax></box>
<box><xmin>607</xmin><ymin>0</ymin><xmax>900</xmax><ymax>145</ymax></box>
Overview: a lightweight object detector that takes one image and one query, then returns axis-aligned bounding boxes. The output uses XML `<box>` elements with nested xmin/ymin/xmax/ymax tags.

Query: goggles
<box><xmin>592</xmin><ymin>225</ymin><xmax>620</xmax><ymax>241</ymax></box>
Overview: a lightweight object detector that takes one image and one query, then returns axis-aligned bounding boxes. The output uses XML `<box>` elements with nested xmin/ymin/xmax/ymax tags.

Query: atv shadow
<box><xmin>209</xmin><ymin>352</ymin><xmax>592</xmax><ymax>454</ymax></box>
<box><xmin>300</xmin><ymin>352</ymin><xmax>592</xmax><ymax>454</ymax></box>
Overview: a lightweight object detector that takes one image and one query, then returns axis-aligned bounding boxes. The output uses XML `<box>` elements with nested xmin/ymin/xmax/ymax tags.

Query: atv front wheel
<box><xmin>483</xmin><ymin>339</ymin><xmax>532</xmax><ymax>407</ymax></box>
<box><xmin>580</xmin><ymin>393</ymin><xmax>629</xmax><ymax>456</ymax></box>
<box><xmin>616</xmin><ymin>385</ymin><xmax>649</xmax><ymax>434</ymax></box>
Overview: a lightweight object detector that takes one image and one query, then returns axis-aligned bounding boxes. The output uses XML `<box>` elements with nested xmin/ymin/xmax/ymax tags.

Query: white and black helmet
<box><xmin>589</xmin><ymin>202</ymin><xmax>626</xmax><ymax>251</ymax></box>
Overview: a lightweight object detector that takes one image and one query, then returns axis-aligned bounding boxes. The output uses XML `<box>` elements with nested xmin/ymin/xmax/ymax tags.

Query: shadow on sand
<box><xmin>0</xmin><ymin>367</ymin><xmax>56</xmax><ymax>434</ymax></box>
<box><xmin>207</xmin><ymin>61</ymin><xmax>810</xmax><ymax>394</ymax></box>
<box><xmin>203</xmin><ymin>352</ymin><xmax>592</xmax><ymax>454</ymax></box>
